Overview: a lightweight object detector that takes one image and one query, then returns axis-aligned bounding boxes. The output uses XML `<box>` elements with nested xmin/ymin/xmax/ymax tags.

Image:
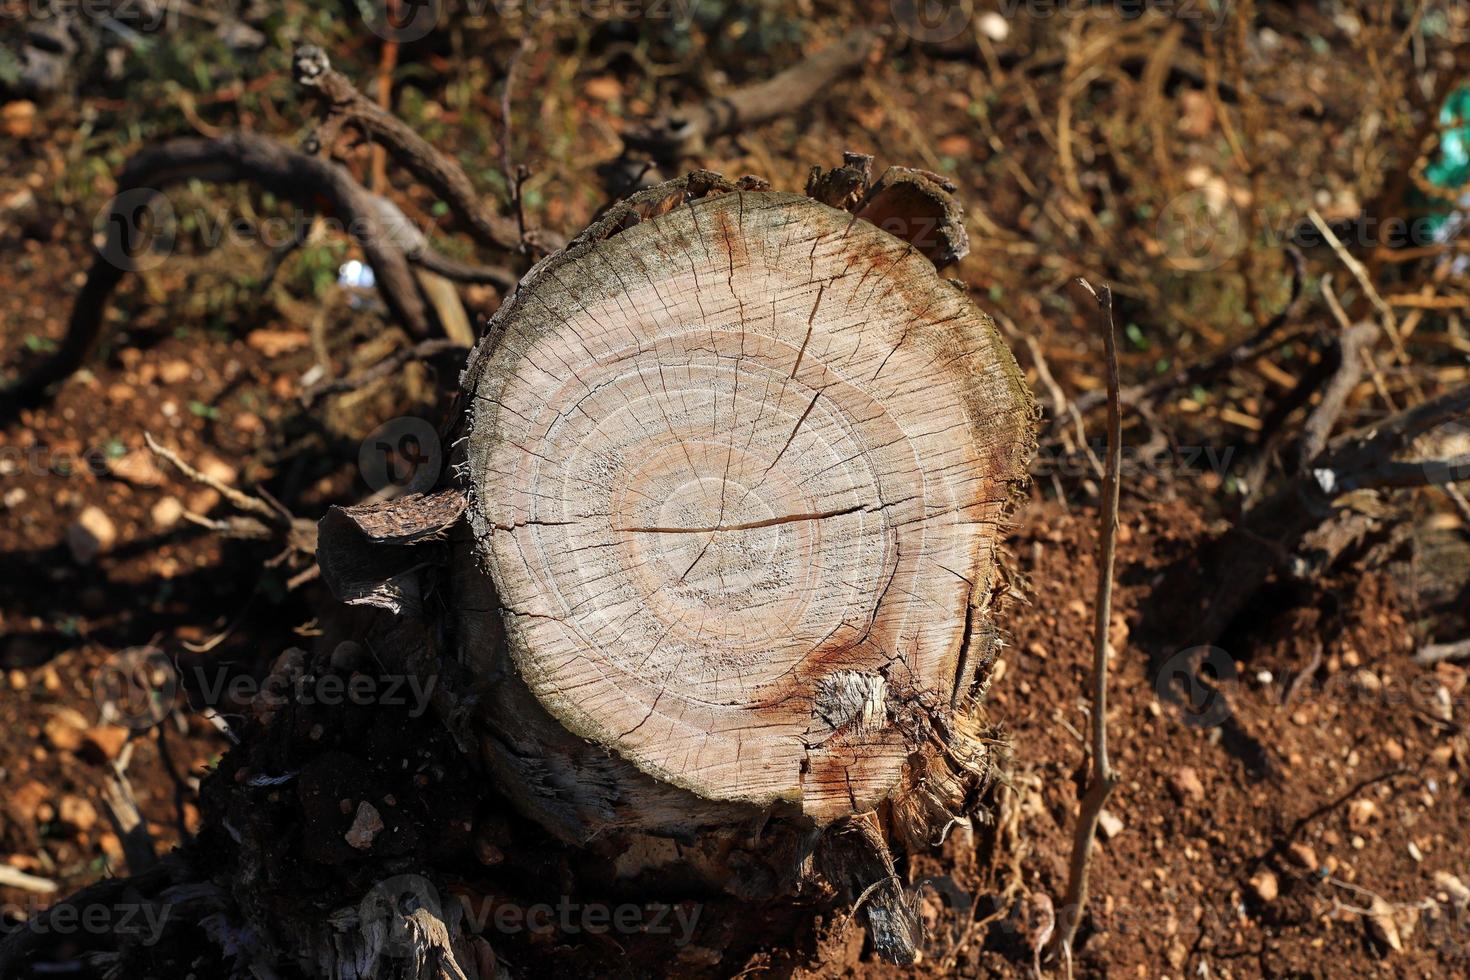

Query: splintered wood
<box><xmin>465</xmin><ymin>190</ymin><xmax>1032</xmax><ymax>824</ymax></box>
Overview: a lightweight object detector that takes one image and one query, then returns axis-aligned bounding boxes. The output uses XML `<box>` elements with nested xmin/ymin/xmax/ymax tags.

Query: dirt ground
<box><xmin>3</xmin><ymin>2</ymin><xmax>1470</xmax><ymax>977</ymax></box>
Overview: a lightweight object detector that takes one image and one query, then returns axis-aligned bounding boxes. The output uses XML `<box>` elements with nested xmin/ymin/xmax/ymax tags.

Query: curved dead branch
<box><xmin>1325</xmin><ymin>384</ymin><xmax>1470</xmax><ymax>492</ymax></box>
<box><xmin>293</xmin><ymin>44</ymin><xmax>561</xmax><ymax>256</ymax></box>
<box><xmin>623</xmin><ymin>29</ymin><xmax>882</xmax><ymax>162</ymax></box>
<box><xmin>0</xmin><ymin>133</ymin><xmax>483</xmax><ymax>415</ymax></box>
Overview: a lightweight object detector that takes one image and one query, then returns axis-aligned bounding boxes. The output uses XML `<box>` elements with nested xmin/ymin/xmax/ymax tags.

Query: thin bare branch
<box><xmin>1416</xmin><ymin>638</ymin><xmax>1470</xmax><ymax>665</ymax></box>
<box><xmin>1049</xmin><ymin>277</ymin><xmax>1123</xmax><ymax>960</ymax></box>
<box><xmin>623</xmin><ymin>29</ymin><xmax>882</xmax><ymax>161</ymax></box>
<box><xmin>1297</xmin><ymin>321</ymin><xmax>1380</xmax><ymax>469</ymax></box>
<box><xmin>294</xmin><ymin>44</ymin><xmax>562</xmax><ymax>255</ymax></box>
<box><xmin>144</xmin><ymin>432</ymin><xmax>283</xmax><ymax>525</ymax></box>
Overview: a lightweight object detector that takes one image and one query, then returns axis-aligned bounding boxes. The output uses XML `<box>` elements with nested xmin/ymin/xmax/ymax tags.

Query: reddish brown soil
<box><xmin>962</xmin><ymin>497</ymin><xmax>1469</xmax><ymax>977</ymax></box>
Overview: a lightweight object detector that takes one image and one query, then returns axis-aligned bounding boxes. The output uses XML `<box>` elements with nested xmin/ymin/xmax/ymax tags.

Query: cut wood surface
<box><xmin>464</xmin><ymin>189</ymin><xmax>1032</xmax><ymax>825</ymax></box>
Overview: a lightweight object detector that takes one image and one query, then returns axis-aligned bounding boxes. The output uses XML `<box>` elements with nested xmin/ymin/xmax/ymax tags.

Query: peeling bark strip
<box><xmin>318</xmin><ymin>489</ymin><xmax>466</xmax><ymax>614</ymax></box>
<box><xmin>462</xmin><ymin>185</ymin><xmax>1034</xmax><ymax>829</ymax></box>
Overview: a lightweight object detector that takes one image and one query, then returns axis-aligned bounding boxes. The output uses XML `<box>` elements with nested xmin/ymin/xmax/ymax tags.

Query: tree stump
<box><xmin>447</xmin><ymin>171</ymin><xmax>1035</xmax><ymax>960</ymax></box>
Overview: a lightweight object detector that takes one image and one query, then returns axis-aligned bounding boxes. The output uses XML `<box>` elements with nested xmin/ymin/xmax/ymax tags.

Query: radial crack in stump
<box><xmin>461</xmin><ymin>186</ymin><xmax>1033</xmax><ymax>844</ymax></box>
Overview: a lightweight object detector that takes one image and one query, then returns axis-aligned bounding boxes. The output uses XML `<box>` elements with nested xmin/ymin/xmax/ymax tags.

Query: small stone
<box><xmin>1169</xmin><ymin>766</ymin><xmax>1206</xmax><ymax>804</ymax></box>
<box><xmin>186</xmin><ymin>486</ymin><xmax>221</xmax><ymax>515</ymax></box>
<box><xmin>1097</xmin><ymin>809</ymin><xmax>1124</xmax><ymax>839</ymax></box>
<box><xmin>82</xmin><ymin>725</ymin><xmax>130</xmax><ymax>762</ymax></box>
<box><xmin>196</xmin><ymin>455</ymin><xmax>237</xmax><ymax>486</ymax></box>
<box><xmin>99</xmin><ymin>832</ymin><xmax>125</xmax><ymax>863</ymax></box>
<box><xmin>68</xmin><ymin>506</ymin><xmax>117</xmax><ymax>563</ymax></box>
<box><xmin>1367</xmin><ymin>895</ymin><xmax>1402</xmax><ymax>952</ymax></box>
<box><xmin>8</xmin><ymin>669</ymin><xmax>26</xmax><ymax>691</ymax></box>
<box><xmin>583</xmin><ymin>75</ymin><xmax>623</xmax><ymax>103</ymax></box>
<box><xmin>11</xmin><ymin>781</ymin><xmax>49</xmax><ymax>824</ymax></box>
<box><xmin>1</xmin><ymin>100</ymin><xmax>37</xmax><ymax>139</ymax></box>
<box><xmin>106</xmin><ymin>449</ymin><xmax>165</xmax><ymax>487</ymax></box>
<box><xmin>345</xmin><ymin>801</ymin><xmax>383</xmax><ymax>850</ymax></box>
<box><xmin>158</xmin><ymin>359</ymin><xmax>193</xmax><ymax>384</ymax></box>
<box><xmin>5</xmin><ymin>853</ymin><xmax>43</xmax><ymax>873</ymax></box>
<box><xmin>978</xmin><ymin>11</ymin><xmax>1010</xmax><ymax>42</ymax></box>
<box><xmin>1287</xmin><ymin>842</ymin><xmax>1318</xmax><ymax>869</ymax></box>
<box><xmin>1433</xmin><ymin>871</ymin><xmax>1470</xmax><ymax>907</ymax></box>
<box><xmin>1383</xmin><ymin>739</ymin><xmax>1405</xmax><ymax>762</ymax></box>
<box><xmin>2</xmin><ymin>487</ymin><xmax>26</xmax><ymax>508</ymax></box>
<box><xmin>1249</xmin><ymin>869</ymin><xmax>1278</xmax><ymax>902</ymax></box>
<box><xmin>58</xmin><ymin>795</ymin><xmax>98</xmax><ymax>834</ymax></box>
<box><xmin>151</xmin><ymin>495</ymin><xmax>184</xmax><ymax>530</ymax></box>
<box><xmin>1347</xmin><ymin>798</ymin><xmax>1377</xmax><ymax>830</ymax></box>
<box><xmin>1431</xmin><ymin>685</ymin><xmax>1454</xmax><ymax>722</ymax></box>
<box><xmin>43</xmin><ymin>708</ymin><xmax>90</xmax><ymax>752</ymax></box>
<box><xmin>245</xmin><ymin>328</ymin><xmax>309</xmax><ymax>358</ymax></box>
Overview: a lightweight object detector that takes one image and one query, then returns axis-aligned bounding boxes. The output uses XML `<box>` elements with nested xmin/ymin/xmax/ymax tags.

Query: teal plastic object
<box><xmin>1420</xmin><ymin>86</ymin><xmax>1470</xmax><ymax>241</ymax></box>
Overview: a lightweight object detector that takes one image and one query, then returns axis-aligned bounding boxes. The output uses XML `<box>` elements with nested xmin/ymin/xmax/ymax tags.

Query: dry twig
<box><xmin>623</xmin><ymin>29</ymin><xmax>881</xmax><ymax>161</ymax></box>
<box><xmin>294</xmin><ymin>44</ymin><xmax>561</xmax><ymax>255</ymax></box>
<box><xmin>1048</xmin><ymin>278</ymin><xmax>1123</xmax><ymax>962</ymax></box>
